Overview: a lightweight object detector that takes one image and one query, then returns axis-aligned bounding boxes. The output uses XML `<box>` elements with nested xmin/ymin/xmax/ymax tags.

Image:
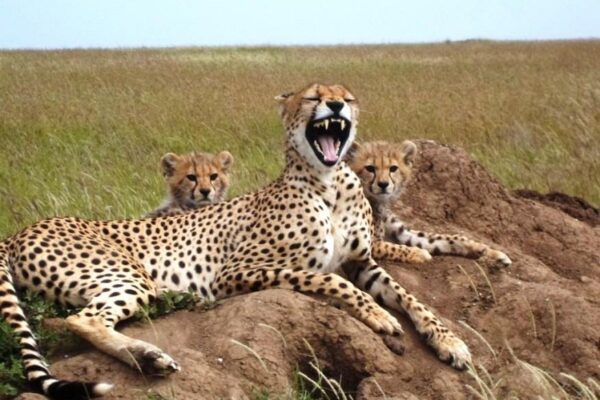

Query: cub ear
<box><xmin>399</xmin><ymin>140</ymin><xmax>417</xmax><ymax>167</ymax></box>
<box><xmin>160</xmin><ymin>153</ymin><xmax>180</xmax><ymax>177</ymax></box>
<box><xmin>344</xmin><ymin>141</ymin><xmax>363</xmax><ymax>164</ymax></box>
<box><xmin>274</xmin><ymin>91</ymin><xmax>294</xmax><ymax>102</ymax></box>
<box><xmin>217</xmin><ymin>150</ymin><xmax>234</xmax><ymax>172</ymax></box>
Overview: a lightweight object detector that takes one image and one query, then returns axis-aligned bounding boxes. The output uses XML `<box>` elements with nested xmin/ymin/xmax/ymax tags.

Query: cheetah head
<box><xmin>161</xmin><ymin>151</ymin><xmax>234</xmax><ymax>208</ymax></box>
<box><xmin>346</xmin><ymin>140</ymin><xmax>416</xmax><ymax>205</ymax></box>
<box><xmin>276</xmin><ymin>83</ymin><xmax>358</xmax><ymax>171</ymax></box>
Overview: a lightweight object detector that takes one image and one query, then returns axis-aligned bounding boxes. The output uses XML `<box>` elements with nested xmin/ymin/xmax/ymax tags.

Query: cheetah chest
<box><xmin>320</xmin><ymin>171</ymin><xmax>372</xmax><ymax>272</ymax></box>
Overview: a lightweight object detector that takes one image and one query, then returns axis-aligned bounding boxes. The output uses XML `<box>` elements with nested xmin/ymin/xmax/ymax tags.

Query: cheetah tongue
<box><xmin>317</xmin><ymin>135</ymin><xmax>339</xmax><ymax>162</ymax></box>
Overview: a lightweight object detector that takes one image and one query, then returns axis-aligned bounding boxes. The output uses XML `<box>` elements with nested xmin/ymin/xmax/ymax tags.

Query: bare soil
<box><xmin>16</xmin><ymin>141</ymin><xmax>600</xmax><ymax>399</ymax></box>
<box><xmin>514</xmin><ymin>189</ymin><xmax>599</xmax><ymax>227</ymax></box>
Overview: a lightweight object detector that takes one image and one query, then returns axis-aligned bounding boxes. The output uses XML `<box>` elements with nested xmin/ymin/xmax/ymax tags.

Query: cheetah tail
<box><xmin>0</xmin><ymin>240</ymin><xmax>113</xmax><ymax>399</ymax></box>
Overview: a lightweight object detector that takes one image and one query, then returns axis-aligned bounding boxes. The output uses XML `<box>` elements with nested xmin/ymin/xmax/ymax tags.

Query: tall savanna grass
<box><xmin>1</xmin><ymin>41</ymin><xmax>599</xmax><ymax>235</ymax></box>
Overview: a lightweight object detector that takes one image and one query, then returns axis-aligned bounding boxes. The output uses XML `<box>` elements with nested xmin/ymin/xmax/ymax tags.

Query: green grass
<box><xmin>0</xmin><ymin>292</ymin><xmax>75</xmax><ymax>398</ymax></box>
<box><xmin>135</xmin><ymin>290</ymin><xmax>201</xmax><ymax>320</ymax></box>
<box><xmin>1</xmin><ymin>41</ymin><xmax>599</xmax><ymax>236</ymax></box>
<box><xmin>0</xmin><ymin>290</ymin><xmax>202</xmax><ymax>398</ymax></box>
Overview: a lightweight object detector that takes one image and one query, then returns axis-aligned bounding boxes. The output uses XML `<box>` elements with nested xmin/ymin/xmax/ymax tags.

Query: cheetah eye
<box><xmin>344</xmin><ymin>97</ymin><xmax>356</xmax><ymax>103</ymax></box>
<box><xmin>210</xmin><ymin>173</ymin><xmax>218</xmax><ymax>181</ymax></box>
<box><xmin>186</xmin><ymin>174</ymin><xmax>197</xmax><ymax>182</ymax></box>
<box><xmin>302</xmin><ymin>96</ymin><xmax>320</xmax><ymax>102</ymax></box>
<box><xmin>389</xmin><ymin>165</ymin><xmax>399</xmax><ymax>172</ymax></box>
<box><xmin>365</xmin><ymin>165</ymin><xmax>376</xmax><ymax>173</ymax></box>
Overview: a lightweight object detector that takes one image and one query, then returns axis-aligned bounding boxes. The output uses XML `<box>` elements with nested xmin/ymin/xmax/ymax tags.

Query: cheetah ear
<box><xmin>161</xmin><ymin>153</ymin><xmax>180</xmax><ymax>177</ymax></box>
<box><xmin>399</xmin><ymin>140</ymin><xmax>417</xmax><ymax>167</ymax></box>
<box><xmin>274</xmin><ymin>91</ymin><xmax>294</xmax><ymax>102</ymax></box>
<box><xmin>344</xmin><ymin>141</ymin><xmax>362</xmax><ymax>164</ymax></box>
<box><xmin>217</xmin><ymin>151</ymin><xmax>234</xmax><ymax>172</ymax></box>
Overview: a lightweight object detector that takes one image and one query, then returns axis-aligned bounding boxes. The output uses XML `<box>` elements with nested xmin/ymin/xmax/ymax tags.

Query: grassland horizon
<box><xmin>1</xmin><ymin>40</ymin><xmax>599</xmax><ymax>236</ymax></box>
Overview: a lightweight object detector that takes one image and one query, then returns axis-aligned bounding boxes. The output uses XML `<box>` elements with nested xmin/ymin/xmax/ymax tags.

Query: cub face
<box><xmin>161</xmin><ymin>151</ymin><xmax>234</xmax><ymax>208</ymax></box>
<box><xmin>346</xmin><ymin>140</ymin><xmax>416</xmax><ymax>204</ymax></box>
<box><xmin>276</xmin><ymin>83</ymin><xmax>359</xmax><ymax>171</ymax></box>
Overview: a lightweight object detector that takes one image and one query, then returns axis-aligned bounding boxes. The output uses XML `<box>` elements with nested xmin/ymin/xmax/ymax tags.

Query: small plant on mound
<box><xmin>249</xmin><ymin>337</ymin><xmax>353</xmax><ymax>400</ymax></box>
<box><xmin>134</xmin><ymin>290</ymin><xmax>201</xmax><ymax>320</ymax></box>
<box><xmin>0</xmin><ymin>292</ymin><xmax>75</xmax><ymax>398</ymax></box>
<box><xmin>1</xmin><ymin>290</ymin><xmax>205</xmax><ymax>398</ymax></box>
<box><xmin>0</xmin><ymin>322</ymin><xmax>24</xmax><ymax>398</ymax></box>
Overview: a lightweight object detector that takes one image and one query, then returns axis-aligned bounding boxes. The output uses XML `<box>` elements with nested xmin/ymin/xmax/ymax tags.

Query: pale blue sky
<box><xmin>1</xmin><ymin>0</ymin><xmax>599</xmax><ymax>49</ymax></box>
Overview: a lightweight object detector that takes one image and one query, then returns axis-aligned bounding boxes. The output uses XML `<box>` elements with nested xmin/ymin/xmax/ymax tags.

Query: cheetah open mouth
<box><xmin>306</xmin><ymin>116</ymin><xmax>351</xmax><ymax>166</ymax></box>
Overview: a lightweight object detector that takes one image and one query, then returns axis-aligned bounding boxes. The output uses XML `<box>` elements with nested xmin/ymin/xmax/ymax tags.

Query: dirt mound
<box><xmin>514</xmin><ymin>189</ymin><xmax>600</xmax><ymax>227</ymax></box>
<box><xmin>17</xmin><ymin>141</ymin><xmax>600</xmax><ymax>399</ymax></box>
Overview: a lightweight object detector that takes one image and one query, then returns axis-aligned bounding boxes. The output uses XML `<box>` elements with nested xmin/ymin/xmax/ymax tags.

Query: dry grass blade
<box><xmin>559</xmin><ymin>373</ymin><xmax>598</xmax><ymax>400</ymax></box>
<box><xmin>296</xmin><ymin>371</ymin><xmax>330</xmax><ymax>400</ymax></box>
<box><xmin>588</xmin><ymin>378</ymin><xmax>600</xmax><ymax>395</ymax></box>
<box><xmin>309</xmin><ymin>360</ymin><xmax>340</xmax><ymax>400</ymax></box>
<box><xmin>456</xmin><ymin>264</ymin><xmax>481</xmax><ymax>301</ymax></box>
<box><xmin>465</xmin><ymin>362</ymin><xmax>496</xmax><ymax>400</ymax></box>
<box><xmin>370</xmin><ymin>378</ymin><xmax>387</xmax><ymax>400</ymax></box>
<box><xmin>258</xmin><ymin>322</ymin><xmax>287</xmax><ymax>348</ymax></box>
<box><xmin>523</xmin><ymin>295</ymin><xmax>538</xmax><ymax>339</ymax></box>
<box><xmin>229</xmin><ymin>339</ymin><xmax>268</xmax><ymax>372</ymax></box>
<box><xmin>547</xmin><ymin>299</ymin><xmax>557</xmax><ymax>352</ymax></box>
<box><xmin>474</xmin><ymin>261</ymin><xmax>496</xmax><ymax>303</ymax></box>
<box><xmin>505</xmin><ymin>340</ymin><xmax>570</xmax><ymax>399</ymax></box>
<box><xmin>459</xmin><ymin>320</ymin><xmax>497</xmax><ymax>360</ymax></box>
<box><xmin>329</xmin><ymin>378</ymin><xmax>350</xmax><ymax>400</ymax></box>
<box><xmin>465</xmin><ymin>384</ymin><xmax>488</xmax><ymax>400</ymax></box>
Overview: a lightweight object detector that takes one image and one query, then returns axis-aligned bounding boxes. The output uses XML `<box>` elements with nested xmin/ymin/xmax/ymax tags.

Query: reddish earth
<box><xmin>16</xmin><ymin>141</ymin><xmax>600</xmax><ymax>399</ymax></box>
<box><xmin>513</xmin><ymin>189</ymin><xmax>599</xmax><ymax>228</ymax></box>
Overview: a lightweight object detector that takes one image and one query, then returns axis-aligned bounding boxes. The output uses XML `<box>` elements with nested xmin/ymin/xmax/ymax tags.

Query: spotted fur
<box><xmin>146</xmin><ymin>150</ymin><xmax>233</xmax><ymax>218</ymax></box>
<box><xmin>0</xmin><ymin>84</ymin><xmax>471</xmax><ymax>399</ymax></box>
<box><xmin>347</xmin><ymin>140</ymin><xmax>512</xmax><ymax>267</ymax></box>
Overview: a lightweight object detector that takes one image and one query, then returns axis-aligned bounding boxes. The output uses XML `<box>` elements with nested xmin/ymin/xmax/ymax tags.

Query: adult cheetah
<box><xmin>0</xmin><ymin>83</ymin><xmax>470</xmax><ymax>400</ymax></box>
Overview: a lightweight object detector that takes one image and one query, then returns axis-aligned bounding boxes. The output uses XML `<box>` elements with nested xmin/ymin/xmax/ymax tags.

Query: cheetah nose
<box><xmin>199</xmin><ymin>189</ymin><xmax>211</xmax><ymax>198</ymax></box>
<box><xmin>378</xmin><ymin>181</ymin><xmax>389</xmax><ymax>190</ymax></box>
<box><xmin>326</xmin><ymin>101</ymin><xmax>344</xmax><ymax>114</ymax></box>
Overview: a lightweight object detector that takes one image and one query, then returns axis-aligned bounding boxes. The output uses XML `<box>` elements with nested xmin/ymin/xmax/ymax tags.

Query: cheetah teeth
<box><xmin>313</xmin><ymin>118</ymin><xmax>347</xmax><ymax>131</ymax></box>
<box><xmin>314</xmin><ymin>140</ymin><xmax>323</xmax><ymax>155</ymax></box>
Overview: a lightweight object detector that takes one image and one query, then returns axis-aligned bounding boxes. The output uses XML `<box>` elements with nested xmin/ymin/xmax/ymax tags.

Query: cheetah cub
<box><xmin>146</xmin><ymin>150</ymin><xmax>233</xmax><ymax>217</ymax></box>
<box><xmin>347</xmin><ymin>140</ymin><xmax>511</xmax><ymax>267</ymax></box>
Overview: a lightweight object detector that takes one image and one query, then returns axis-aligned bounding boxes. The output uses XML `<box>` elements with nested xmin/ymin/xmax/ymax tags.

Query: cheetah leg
<box><xmin>350</xmin><ymin>262</ymin><xmax>471</xmax><ymax>369</ymax></box>
<box><xmin>371</xmin><ymin>240</ymin><xmax>432</xmax><ymax>263</ymax></box>
<box><xmin>384</xmin><ymin>215</ymin><xmax>511</xmax><ymax>267</ymax></box>
<box><xmin>65</xmin><ymin>281</ymin><xmax>180</xmax><ymax>376</ymax></box>
<box><xmin>211</xmin><ymin>265</ymin><xmax>403</xmax><ymax>335</ymax></box>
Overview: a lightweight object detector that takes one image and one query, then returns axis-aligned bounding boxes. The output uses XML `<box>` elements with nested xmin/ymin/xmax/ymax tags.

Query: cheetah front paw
<box><xmin>359</xmin><ymin>304</ymin><xmax>404</xmax><ymax>336</ymax></box>
<box><xmin>482</xmin><ymin>249</ymin><xmax>512</xmax><ymax>268</ymax></box>
<box><xmin>428</xmin><ymin>332</ymin><xmax>472</xmax><ymax>370</ymax></box>
<box><xmin>128</xmin><ymin>345</ymin><xmax>181</xmax><ymax>376</ymax></box>
<box><xmin>407</xmin><ymin>248</ymin><xmax>432</xmax><ymax>264</ymax></box>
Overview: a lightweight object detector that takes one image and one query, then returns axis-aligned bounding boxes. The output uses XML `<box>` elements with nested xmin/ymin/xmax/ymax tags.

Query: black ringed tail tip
<box><xmin>45</xmin><ymin>379</ymin><xmax>113</xmax><ymax>400</ymax></box>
